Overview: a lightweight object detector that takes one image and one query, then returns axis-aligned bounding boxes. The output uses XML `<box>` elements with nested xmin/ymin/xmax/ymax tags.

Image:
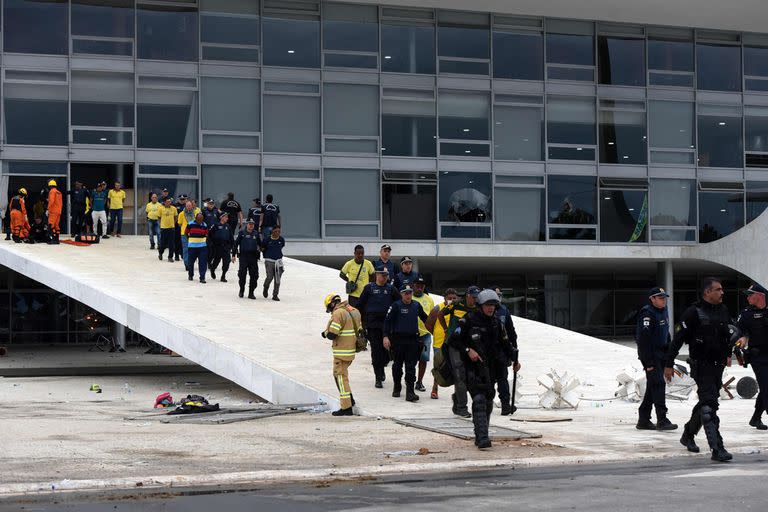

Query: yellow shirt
<box><xmin>177</xmin><ymin>208</ymin><xmax>201</xmax><ymax>234</ymax></box>
<box><xmin>159</xmin><ymin>205</ymin><xmax>177</xmax><ymax>229</ymax></box>
<box><xmin>413</xmin><ymin>293</ymin><xmax>435</xmax><ymax>337</ymax></box>
<box><xmin>145</xmin><ymin>202</ymin><xmax>161</xmax><ymax>220</ymax></box>
<box><xmin>108</xmin><ymin>189</ymin><xmax>126</xmax><ymax>209</ymax></box>
<box><xmin>341</xmin><ymin>259</ymin><xmax>375</xmax><ymax>298</ymax></box>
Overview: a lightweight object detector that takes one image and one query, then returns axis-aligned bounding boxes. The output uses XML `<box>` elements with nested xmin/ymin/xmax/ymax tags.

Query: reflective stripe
<box><xmin>329</xmin><ymin>322</ymin><xmax>342</xmax><ymax>330</ymax></box>
<box><xmin>336</xmin><ymin>375</ymin><xmax>346</xmax><ymax>395</ymax></box>
<box><xmin>333</xmin><ymin>349</ymin><xmax>356</xmax><ymax>355</ymax></box>
<box><xmin>339</xmin><ymin>393</ymin><xmax>351</xmax><ymax>398</ymax></box>
<box><xmin>339</xmin><ymin>330</ymin><xmax>356</xmax><ymax>335</ymax></box>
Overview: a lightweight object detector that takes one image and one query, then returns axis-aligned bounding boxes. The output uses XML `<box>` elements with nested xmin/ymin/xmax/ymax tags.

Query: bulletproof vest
<box><xmin>210</xmin><ymin>224</ymin><xmax>232</xmax><ymax>244</ymax></box>
<box><xmin>467</xmin><ymin>313</ymin><xmax>507</xmax><ymax>361</ymax></box>
<box><xmin>238</xmin><ymin>231</ymin><xmax>261</xmax><ymax>254</ymax></box>
<box><xmin>692</xmin><ymin>305</ymin><xmax>731</xmax><ymax>361</ymax></box>
<box><xmin>365</xmin><ymin>284</ymin><xmax>396</xmax><ymax>314</ymax></box>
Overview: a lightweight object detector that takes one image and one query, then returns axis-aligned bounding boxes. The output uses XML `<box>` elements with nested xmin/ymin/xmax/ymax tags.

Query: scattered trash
<box><xmin>136</xmin><ymin>482</ymin><xmax>143</xmax><ymax>487</ymax></box>
<box><xmin>167</xmin><ymin>394</ymin><xmax>219</xmax><ymax>415</ymax></box>
<box><xmin>384</xmin><ymin>450</ymin><xmax>420</xmax><ymax>457</ymax></box>
<box><xmin>537</xmin><ymin>369</ymin><xmax>580</xmax><ymax>409</ymax></box>
<box><xmin>89</xmin><ymin>384</ymin><xmax>102</xmax><ymax>394</ymax></box>
<box><xmin>614</xmin><ymin>367</ymin><xmax>645</xmax><ymax>402</ymax></box>
<box><xmin>154</xmin><ymin>392</ymin><xmax>174</xmax><ymax>408</ymax></box>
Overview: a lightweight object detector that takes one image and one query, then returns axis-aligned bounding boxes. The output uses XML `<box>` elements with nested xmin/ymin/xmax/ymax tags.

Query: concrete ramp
<box><xmin>0</xmin><ymin>237</ymin><xmax>643</xmax><ymax>417</ymax></box>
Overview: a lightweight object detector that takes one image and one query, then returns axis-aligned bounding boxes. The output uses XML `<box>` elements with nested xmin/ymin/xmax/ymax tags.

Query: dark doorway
<box><xmin>7</xmin><ymin>175</ymin><xmax>68</xmax><ymax>234</ymax></box>
<box><xmin>70</xmin><ymin>163</ymin><xmax>135</xmax><ymax>235</ymax></box>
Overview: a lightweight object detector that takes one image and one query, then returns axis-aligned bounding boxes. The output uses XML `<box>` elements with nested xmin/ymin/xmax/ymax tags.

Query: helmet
<box><xmin>18</xmin><ymin>188</ymin><xmax>27</xmax><ymax>196</ymax></box>
<box><xmin>477</xmin><ymin>289</ymin><xmax>501</xmax><ymax>306</ymax></box>
<box><xmin>48</xmin><ymin>179</ymin><xmax>57</xmax><ymax>187</ymax></box>
<box><xmin>324</xmin><ymin>293</ymin><xmax>341</xmax><ymax>312</ymax></box>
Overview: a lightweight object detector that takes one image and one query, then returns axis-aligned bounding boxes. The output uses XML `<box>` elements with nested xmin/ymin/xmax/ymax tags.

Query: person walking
<box><xmin>107</xmin><ymin>181</ymin><xmax>126</xmax><ymax>237</ymax></box>
<box><xmin>441</xmin><ymin>286</ymin><xmax>480</xmax><ymax>417</ymax></box>
<box><xmin>259</xmin><ymin>194</ymin><xmax>280</xmax><ymax>238</ymax></box>
<box><xmin>177</xmin><ymin>199</ymin><xmax>201</xmax><ymax>271</ymax></box>
<box><xmin>491</xmin><ymin>286</ymin><xmax>519</xmax><ymax>416</ymax></box>
<box><xmin>262</xmin><ymin>225</ymin><xmax>286</xmax><ymax>301</ymax></box>
<box><xmin>68</xmin><ymin>181</ymin><xmax>89</xmax><ymax>236</ymax></box>
<box><xmin>173</xmin><ymin>194</ymin><xmax>187</xmax><ymax>262</ymax></box>
<box><xmin>394</xmin><ymin>256</ymin><xmax>421</xmax><ymax>290</ymax></box>
<box><xmin>145</xmin><ymin>193</ymin><xmax>161</xmax><ymax>250</ymax></box>
<box><xmin>340</xmin><ymin>245</ymin><xmax>375</xmax><ymax>308</ymax></box>
<box><xmin>373</xmin><ymin>244</ymin><xmax>396</xmax><ymax>284</ymax></box>
<box><xmin>158</xmin><ymin>197</ymin><xmax>177</xmax><ymax>263</ymax></box>
<box><xmin>208</xmin><ymin>212</ymin><xmax>234</xmax><ymax>282</ymax></box>
<box><xmin>201</xmin><ymin>198</ymin><xmax>220</xmax><ymax>227</ymax></box>
<box><xmin>233</xmin><ymin>219</ymin><xmax>261</xmax><ymax>299</ymax></box>
<box><xmin>412</xmin><ymin>276</ymin><xmax>435</xmax><ymax>393</ymax></box>
<box><xmin>185</xmin><ymin>212</ymin><xmax>209</xmax><ymax>283</ymax></box>
<box><xmin>247</xmin><ymin>198</ymin><xmax>262</xmax><ymax>224</ymax></box>
<box><xmin>357</xmin><ymin>268</ymin><xmax>400</xmax><ymax>387</ymax></box>
<box><xmin>735</xmin><ymin>283</ymin><xmax>768</xmax><ymax>431</ymax></box>
<box><xmin>384</xmin><ymin>285</ymin><xmax>429</xmax><ymax>402</ymax></box>
<box><xmin>9</xmin><ymin>196</ymin><xmax>30</xmax><ymax>243</ymax></box>
<box><xmin>46</xmin><ymin>179</ymin><xmax>63</xmax><ymax>244</ymax></box>
<box><xmin>220</xmin><ymin>192</ymin><xmax>243</xmax><ymax>234</ymax></box>
<box><xmin>91</xmin><ymin>182</ymin><xmax>109</xmax><ymax>238</ymax></box>
<box><xmin>425</xmin><ymin>288</ymin><xmax>460</xmax><ymax>399</ymax></box>
<box><xmin>322</xmin><ymin>293</ymin><xmax>360</xmax><ymax>416</ymax></box>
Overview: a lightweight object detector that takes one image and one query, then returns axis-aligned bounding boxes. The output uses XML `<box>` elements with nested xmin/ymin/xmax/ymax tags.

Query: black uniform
<box><xmin>494</xmin><ymin>304</ymin><xmax>518</xmax><ymax>413</ymax></box>
<box><xmin>451</xmin><ymin>310</ymin><xmax>516</xmax><ymax>446</ymax></box>
<box><xmin>247</xmin><ymin>205</ymin><xmax>262</xmax><ymax>224</ymax></box>
<box><xmin>636</xmin><ymin>303</ymin><xmax>672</xmax><ymax>424</ymax></box>
<box><xmin>666</xmin><ymin>301</ymin><xmax>732</xmax><ymax>453</ymax></box>
<box><xmin>233</xmin><ymin>228</ymin><xmax>261</xmax><ymax>296</ymax></box>
<box><xmin>220</xmin><ymin>199</ymin><xmax>242</xmax><ymax>234</ymax></box>
<box><xmin>383</xmin><ymin>299</ymin><xmax>428</xmax><ymax>395</ymax></box>
<box><xmin>357</xmin><ymin>282</ymin><xmax>400</xmax><ymax>382</ymax></box>
<box><xmin>736</xmin><ymin>306</ymin><xmax>768</xmax><ymax>425</ymax></box>
<box><xmin>202</xmin><ymin>206</ymin><xmax>221</xmax><ymax>229</ymax></box>
<box><xmin>208</xmin><ymin>222</ymin><xmax>234</xmax><ymax>280</ymax></box>
<box><xmin>68</xmin><ymin>187</ymin><xmax>89</xmax><ymax>235</ymax></box>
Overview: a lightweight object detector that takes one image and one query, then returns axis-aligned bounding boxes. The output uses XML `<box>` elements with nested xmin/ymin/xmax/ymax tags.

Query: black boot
<box><xmin>375</xmin><ymin>378</ymin><xmax>383</xmax><ymax>389</ymax></box>
<box><xmin>238</xmin><ymin>285</ymin><xmax>245</xmax><ymax>298</ymax></box>
<box><xmin>263</xmin><ymin>286</ymin><xmax>269</xmax><ymax>298</ymax></box>
<box><xmin>210</xmin><ymin>269</ymin><xmax>216</xmax><ymax>280</ymax></box>
<box><xmin>248</xmin><ymin>288</ymin><xmax>256</xmax><ymax>299</ymax></box>
<box><xmin>750</xmin><ymin>410</ymin><xmax>768</xmax><ymax>430</ymax></box>
<box><xmin>220</xmin><ymin>273</ymin><xmax>227</xmax><ymax>283</ymax></box>
<box><xmin>656</xmin><ymin>417</ymin><xmax>678</xmax><ymax>431</ymax></box>
<box><xmin>406</xmin><ymin>383</ymin><xmax>419</xmax><ymax>402</ymax></box>
<box><xmin>636</xmin><ymin>418</ymin><xmax>656</xmax><ymax>430</ymax></box>
<box><xmin>472</xmin><ymin>397</ymin><xmax>492</xmax><ymax>449</ymax></box>
<box><xmin>332</xmin><ymin>407</ymin><xmax>353</xmax><ymax>416</ymax></box>
<box><xmin>392</xmin><ymin>381</ymin><xmax>402</xmax><ymax>398</ymax></box>
<box><xmin>680</xmin><ymin>427</ymin><xmax>700</xmax><ymax>453</ymax></box>
<box><xmin>712</xmin><ymin>445</ymin><xmax>733</xmax><ymax>462</ymax></box>
<box><xmin>452</xmin><ymin>393</ymin><xmax>471</xmax><ymax>418</ymax></box>
<box><xmin>500</xmin><ymin>398</ymin><xmax>512</xmax><ymax>416</ymax></box>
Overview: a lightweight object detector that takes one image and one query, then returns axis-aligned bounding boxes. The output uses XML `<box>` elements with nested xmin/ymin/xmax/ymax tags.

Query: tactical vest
<box><xmin>691</xmin><ymin>305</ymin><xmax>731</xmax><ymax>362</ymax></box>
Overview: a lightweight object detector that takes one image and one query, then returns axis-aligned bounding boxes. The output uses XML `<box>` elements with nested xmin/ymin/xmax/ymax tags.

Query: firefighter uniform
<box><xmin>325</xmin><ymin>300</ymin><xmax>358</xmax><ymax>410</ymax></box>
<box><xmin>47</xmin><ymin>180</ymin><xmax>63</xmax><ymax>242</ymax></box>
<box><xmin>10</xmin><ymin>198</ymin><xmax>30</xmax><ymax>242</ymax></box>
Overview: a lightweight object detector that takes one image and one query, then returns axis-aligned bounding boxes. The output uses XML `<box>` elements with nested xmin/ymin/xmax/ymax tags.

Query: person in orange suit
<box><xmin>9</xmin><ymin>196</ymin><xmax>30</xmax><ymax>243</ymax></box>
<box><xmin>46</xmin><ymin>179</ymin><xmax>62</xmax><ymax>244</ymax></box>
<box><xmin>4</xmin><ymin>188</ymin><xmax>27</xmax><ymax>241</ymax></box>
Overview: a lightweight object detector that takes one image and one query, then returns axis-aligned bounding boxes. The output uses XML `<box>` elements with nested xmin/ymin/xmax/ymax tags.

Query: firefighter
<box><xmin>9</xmin><ymin>196</ymin><xmax>30</xmax><ymax>243</ymax></box>
<box><xmin>322</xmin><ymin>293</ymin><xmax>359</xmax><ymax>416</ymax></box>
<box><xmin>5</xmin><ymin>188</ymin><xmax>28</xmax><ymax>240</ymax></box>
<box><xmin>46</xmin><ymin>179</ymin><xmax>62</xmax><ymax>244</ymax></box>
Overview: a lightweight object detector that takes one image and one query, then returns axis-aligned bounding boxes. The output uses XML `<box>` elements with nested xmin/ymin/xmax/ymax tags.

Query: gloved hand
<box><xmin>321</xmin><ymin>331</ymin><xmax>327</xmax><ymax>339</ymax></box>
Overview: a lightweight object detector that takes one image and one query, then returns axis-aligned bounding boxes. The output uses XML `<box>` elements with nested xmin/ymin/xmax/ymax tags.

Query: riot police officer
<box><xmin>450</xmin><ymin>289</ymin><xmax>519</xmax><ymax>449</ymax></box>
<box><xmin>232</xmin><ymin>219</ymin><xmax>261</xmax><ymax>299</ymax></box>
<box><xmin>383</xmin><ymin>285</ymin><xmax>428</xmax><ymax>402</ymax></box>
<box><xmin>735</xmin><ymin>283</ymin><xmax>768</xmax><ymax>430</ymax></box>
<box><xmin>665</xmin><ymin>277</ymin><xmax>733</xmax><ymax>462</ymax></box>
<box><xmin>636</xmin><ymin>287</ymin><xmax>678</xmax><ymax>431</ymax></box>
<box><xmin>357</xmin><ymin>268</ymin><xmax>400</xmax><ymax>388</ymax></box>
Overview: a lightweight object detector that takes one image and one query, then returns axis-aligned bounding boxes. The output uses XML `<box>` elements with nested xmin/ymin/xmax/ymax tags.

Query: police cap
<box><xmin>745</xmin><ymin>283</ymin><xmax>768</xmax><ymax>296</ymax></box>
<box><xmin>649</xmin><ymin>287</ymin><xmax>670</xmax><ymax>298</ymax></box>
<box><xmin>400</xmin><ymin>285</ymin><xmax>414</xmax><ymax>294</ymax></box>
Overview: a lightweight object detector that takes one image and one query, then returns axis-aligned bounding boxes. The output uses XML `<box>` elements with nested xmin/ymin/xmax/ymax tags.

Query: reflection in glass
<box><xmin>648</xmin><ymin>37</ymin><xmax>693</xmax><ymax>86</ymax></box>
<box><xmin>745</xmin><ymin>107</ymin><xmax>768</xmax><ymax>159</ymax></box>
<box><xmin>493</xmin><ymin>31</ymin><xmax>543</xmax><ymax>80</ymax></box>
<box><xmin>745</xmin><ymin>46</ymin><xmax>768</xmax><ymax>77</ymax></box>
<box><xmin>697</xmin><ymin>43</ymin><xmax>741</xmax><ymax>91</ymax></box>
<box><xmin>439</xmin><ymin>91</ymin><xmax>489</xmax><ymax>140</ymax></box>
<box><xmin>648</xmin><ymin>101</ymin><xmax>694</xmax><ymax>149</ymax></box>
<box><xmin>547</xmin><ymin>96</ymin><xmax>596</xmax><ymax>144</ymax></box>
<box><xmin>137</xmin><ymin>88</ymin><xmax>198</xmax><ymax>149</ymax></box>
<box><xmin>650</xmin><ymin>179</ymin><xmax>695</xmax><ymax>226</ymax></box>
<box><xmin>494</xmin><ymin>187</ymin><xmax>545</xmax><ymax>241</ymax></box>
<box><xmin>263</xmin><ymin>16</ymin><xmax>320</xmax><ymax>68</ymax></box>
<box><xmin>599</xmin><ymin>107</ymin><xmax>647</xmax><ymax>165</ymax></box>
<box><xmin>547</xmin><ymin>175</ymin><xmax>597</xmax><ymax>227</ymax></box>
<box><xmin>3</xmin><ymin>82</ymin><xmax>68</xmax><ymax>145</ymax></box>
<box><xmin>747</xmin><ymin>181</ymin><xmax>768</xmax><ymax>223</ymax></box>
<box><xmin>72</xmin><ymin>0</ymin><xmax>134</xmax><ymax>56</ymax></box>
<box><xmin>600</xmin><ymin>190</ymin><xmax>648</xmax><ymax>242</ymax></box>
<box><xmin>439</xmin><ymin>172</ymin><xmax>491</xmax><ymax>223</ymax></box>
<box><xmin>263</xmin><ymin>181</ymin><xmax>320</xmax><ymax>238</ymax></box>
<box><xmin>381</xmin><ymin>22</ymin><xmax>435</xmax><ymax>74</ymax></box>
<box><xmin>382</xmin><ymin>95</ymin><xmax>436</xmax><ymax>157</ymax></box>
<box><xmin>201</xmin><ymin>165</ymin><xmax>259</xmax><ymax>207</ymax></box>
<box><xmin>598</xmin><ymin>36</ymin><xmax>645</xmax><ymax>86</ymax></box>
<box><xmin>699</xmin><ymin>191</ymin><xmax>744</xmax><ymax>242</ymax></box>
<box><xmin>546</xmin><ymin>33</ymin><xmax>594</xmax><ymax>66</ymax></box>
<box><xmin>138</xmin><ymin>3</ymin><xmax>198</xmax><ymax>61</ymax></box>
<box><xmin>697</xmin><ymin>105</ymin><xmax>743</xmax><ymax>168</ymax></box>
<box><xmin>200</xmin><ymin>0</ymin><xmax>260</xmax><ymax>63</ymax></box>
<box><xmin>263</xmin><ymin>94</ymin><xmax>320</xmax><ymax>153</ymax></box>
<box><xmin>494</xmin><ymin>105</ymin><xmax>543</xmax><ymax>161</ymax></box>
<box><xmin>71</xmin><ymin>72</ymin><xmax>134</xmax><ymax>146</ymax></box>
<box><xmin>4</xmin><ymin>0</ymin><xmax>68</xmax><ymax>55</ymax></box>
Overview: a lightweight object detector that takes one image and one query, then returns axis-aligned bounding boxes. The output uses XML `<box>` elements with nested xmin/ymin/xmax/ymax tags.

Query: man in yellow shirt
<box><xmin>339</xmin><ymin>245</ymin><xmax>375</xmax><ymax>308</ymax></box>
<box><xmin>145</xmin><ymin>193</ymin><xmax>161</xmax><ymax>250</ymax></box>
<box><xmin>412</xmin><ymin>276</ymin><xmax>435</xmax><ymax>393</ymax></box>
<box><xmin>425</xmin><ymin>288</ymin><xmax>459</xmax><ymax>399</ymax></box>
<box><xmin>177</xmin><ymin>199</ymin><xmax>201</xmax><ymax>271</ymax></box>
<box><xmin>107</xmin><ymin>181</ymin><xmax>126</xmax><ymax>238</ymax></box>
<box><xmin>157</xmin><ymin>197</ymin><xmax>178</xmax><ymax>262</ymax></box>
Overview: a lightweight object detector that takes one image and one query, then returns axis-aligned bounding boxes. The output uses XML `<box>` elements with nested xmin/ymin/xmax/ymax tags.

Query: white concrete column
<box><xmin>114</xmin><ymin>320</ymin><xmax>126</xmax><ymax>351</ymax></box>
<box><xmin>658</xmin><ymin>260</ymin><xmax>674</xmax><ymax>335</ymax></box>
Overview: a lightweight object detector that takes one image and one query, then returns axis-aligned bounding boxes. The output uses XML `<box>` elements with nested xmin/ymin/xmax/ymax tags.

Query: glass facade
<box><xmin>0</xmin><ymin>1</ymin><xmax>766</xmax><ymax>243</ymax></box>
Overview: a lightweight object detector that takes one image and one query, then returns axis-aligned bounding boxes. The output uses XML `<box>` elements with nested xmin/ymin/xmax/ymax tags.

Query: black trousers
<box><xmin>751</xmin><ymin>353</ymin><xmax>768</xmax><ymax>416</ymax></box>
<box><xmin>238</xmin><ymin>252</ymin><xmax>260</xmax><ymax>292</ymax></box>
<box><xmin>495</xmin><ymin>364</ymin><xmax>510</xmax><ymax>404</ymax></box>
<box><xmin>391</xmin><ymin>336</ymin><xmax>420</xmax><ymax>386</ymax></box>
<box><xmin>348</xmin><ymin>296</ymin><xmax>360</xmax><ymax>308</ymax></box>
<box><xmin>449</xmin><ymin>346</ymin><xmax>470</xmax><ymax>413</ymax></box>
<box><xmin>71</xmin><ymin>204</ymin><xmax>86</xmax><ymax>234</ymax></box>
<box><xmin>467</xmin><ymin>361</ymin><xmax>497</xmax><ymax>442</ymax></box>
<box><xmin>158</xmin><ymin>228</ymin><xmax>175</xmax><ymax>260</ymax></box>
<box><xmin>210</xmin><ymin>244</ymin><xmax>231</xmax><ymax>276</ymax></box>
<box><xmin>638</xmin><ymin>356</ymin><xmax>668</xmax><ymax>421</ymax></box>
<box><xmin>366</xmin><ymin>326</ymin><xmax>390</xmax><ymax>379</ymax></box>
<box><xmin>174</xmin><ymin>226</ymin><xmax>182</xmax><ymax>258</ymax></box>
<box><xmin>685</xmin><ymin>360</ymin><xmax>725</xmax><ymax>450</ymax></box>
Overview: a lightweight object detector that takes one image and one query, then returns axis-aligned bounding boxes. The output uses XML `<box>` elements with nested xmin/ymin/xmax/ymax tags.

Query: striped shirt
<box><xmin>185</xmin><ymin>222</ymin><xmax>209</xmax><ymax>248</ymax></box>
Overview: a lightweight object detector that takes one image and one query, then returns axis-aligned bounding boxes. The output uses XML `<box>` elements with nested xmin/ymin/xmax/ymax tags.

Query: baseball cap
<box><xmin>745</xmin><ymin>283</ymin><xmax>768</xmax><ymax>295</ymax></box>
<box><xmin>649</xmin><ymin>287</ymin><xmax>670</xmax><ymax>298</ymax></box>
<box><xmin>414</xmin><ymin>276</ymin><xmax>426</xmax><ymax>285</ymax></box>
<box><xmin>219</xmin><ymin>212</ymin><xmax>229</xmax><ymax>220</ymax></box>
<box><xmin>467</xmin><ymin>286</ymin><xmax>481</xmax><ymax>297</ymax></box>
<box><xmin>246</xmin><ymin>218</ymin><xmax>256</xmax><ymax>224</ymax></box>
<box><xmin>400</xmin><ymin>285</ymin><xmax>414</xmax><ymax>294</ymax></box>
<box><xmin>381</xmin><ymin>244</ymin><xmax>392</xmax><ymax>251</ymax></box>
<box><xmin>400</xmin><ymin>256</ymin><xmax>413</xmax><ymax>264</ymax></box>
<box><xmin>375</xmin><ymin>267</ymin><xmax>389</xmax><ymax>274</ymax></box>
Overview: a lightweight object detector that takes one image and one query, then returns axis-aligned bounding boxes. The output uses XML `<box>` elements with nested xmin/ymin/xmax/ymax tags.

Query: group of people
<box><xmin>145</xmin><ymin>192</ymin><xmax>285</xmax><ymax>300</ymax></box>
<box><xmin>325</xmin><ymin>244</ymin><xmax>520</xmax><ymax>449</ymax></box>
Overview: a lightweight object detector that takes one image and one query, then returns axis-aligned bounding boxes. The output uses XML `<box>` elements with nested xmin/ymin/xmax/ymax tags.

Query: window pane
<box><xmin>73</xmin><ymin>39</ymin><xmax>133</xmax><ymax>56</ymax></box>
<box><xmin>138</xmin><ymin>3</ymin><xmax>198</xmax><ymax>61</ymax></box>
<box><xmin>648</xmin><ymin>101</ymin><xmax>694</xmax><ymax>149</ymax></box>
<box><xmin>202</xmin><ymin>165</ymin><xmax>260</xmax><ymax>207</ymax></box>
<box><xmin>549</xmin><ymin>227</ymin><xmax>596</xmax><ymax>240</ymax></box>
<box><xmin>263</xmin><ymin>94</ymin><xmax>320</xmax><ymax>153</ymax></box>
<box><xmin>651</xmin><ymin>228</ymin><xmax>695</xmax><ymax>242</ymax></box>
<box><xmin>746</xmin><ymin>107</ymin><xmax>768</xmax><ymax>152</ymax></box>
<box><xmin>598</xmin><ymin>36</ymin><xmax>645</xmax><ymax>86</ymax></box>
<box><xmin>137</xmin><ymin>177</ymin><xmax>197</xmax><ymax>213</ymax></box>
<box><xmin>438</xmin><ymin>18</ymin><xmax>489</xmax><ymax>60</ymax></box>
<box><xmin>72</xmin><ymin>0</ymin><xmax>134</xmax><ymax>39</ymax></box>
<box><xmin>381</xmin><ymin>23</ymin><xmax>435</xmax><ymax>74</ymax></box>
<box><xmin>325</xmin><ymin>139</ymin><xmax>377</xmax><ymax>153</ymax></box>
<box><xmin>600</xmin><ymin>189</ymin><xmax>648</xmax><ymax>242</ymax></box>
<box><xmin>326</xmin><ymin>224</ymin><xmax>377</xmax><ymax>237</ymax></box>
<box><xmin>699</xmin><ymin>191</ymin><xmax>744</xmax><ymax>242</ymax></box>
<box><xmin>493</xmin><ymin>105</ymin><xmax>543</xmax><ymax>161</ymax></box>
<box><xmin>439</xmin><ymin>91</ymin><xmax>489</xmax><ymax>140</ymax></box>
<box><xmin>599</xmin><ymin>109</ymin><xmax>647</xmax><ymax>164</ymax></box>
<box><xmin>546</xmin><ymin>33</ymin><xmax>594</xmax><ymax>66</ymax></box>
<box><xmin>697</xmin><ymin>107</ymin><xmax>743</xmax><ymax>168</ymax></box>
<box><xmin>382</xmin><ymin>182</ymin><xmax>436</xmax><ymax>239</ymax></box>
<box><xmin>441</xmin><ymin>224</ymin><xmax>491</xmax><ymax>238</ymax></box>
<box><xmin>494</xmin><ymin>187</ymin><xmax>545</xmax><ymax>241</ymax></box>
<box><xmin>323</xmin><ymin>4</ymin><xmax>377</xmax><ymax>52</ymax></box>
<box><xmin>745</xmin><ymin>46</ymin><xmax>768</xmax><ymax>77</ymax></box>
<box><xmin>323</xmin><ymin>168</ymin><xmax>379</xmax><ymax>221</ymax></box>
<box><xmin>747</xmin><ymin>181</ymin><xmax>768</xmax><ymax>223</ymax></box>
<box><xmin>71</xmin><ymin>72</ymin><xmax>134</xmax><ymax>130</ymax></box>
<box><xmin>137</xmin><ymin>89</ymin><xmax>198</xmax><ymax>149</ymax></box>
<box><xmin>201</xmin><ymin>77</ymin><xmax>260</xmax><ymax>132</ymax></box>
<box><xmin>263</xmin><ymin>16</ymin><xmax>320</xmax><ymax>68</ymax></box>
<box><xmin>547</xmin><ymin>96</ymin><xmax>595</xmax><ymax>145</ymax></box>
<box><xmin>697</xmin><ymin>43</ymin><xmax>741</xmax><ymax>91</ymax></box>
<box><xmin>382</xmin><ymin>98</ymin><xmax>436</xmax><ymax>157</ymax></box>
<box><xmin>548</xmin><ymin>146</ymin><xmax>595</xmax><ymax>161</ymax></box>
<box><xmin>439</xmin><ymin>172</ymin><xmax>491</xmax><ymax>222</ymax></box>
<box><xmin>263</xmin><ymin>181</ymin><xmax>320</xmax><ymax>238</ymax></box>
<box><xmin>493</xmin><ymin>31</ymin><xmax>543</xmax><ymax>80</ymax></box>
<box><xmin>548</xmin><ymin>175</ymin><xmax>597</xmax><ymax>225</ymax></box>
<box><xmin>648</xmin><ymin>38</ymin><xmax>693</xmax><ymax>72</ymax></box>
<box><xmin>3</xmin><ymin>83</ymin><xmax>68</xmax><ymax>145</ymax></box>
<box><xmin>4</xmin><ymin>0</ymin><xmax>68</xmax><ymax>55</ymax></box>
<box><xmin>201</xmin><ymin>0</ymin><xmax>259</xmax><ymax>50</ymax></box>
<box><xmin>323</xmin><ymin>84</ymin><xmax>378</xmax><ymax>136</ymax></box>
<box><xmin>440</xmin><ymin>142</ymin><xmax>489</xmax><ymax>157</ymax></box>
<box><xmin>650</xmin><ymin>178</ymin><xmax>695</xmax><ymax>226</ymax></box>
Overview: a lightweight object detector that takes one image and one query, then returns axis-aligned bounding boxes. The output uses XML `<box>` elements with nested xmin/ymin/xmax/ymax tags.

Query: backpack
<box><xmin>154</xmin><ymin>392</ymin><xmax>174</xmax><ymax>408</ymax></box>
<box><xmin>432</xmin><ymin>345</ymin><xmax>455</xmax><ymax>387</ymax></box>
<box><xmin>75</xmin><ymin>233</ymin><xmax>100</xmax><ymax>244</ymax></box>
<box><xmin>344</xmin><ymin>304</ymin><xmax>368</xmax><ymax>353</ymax></box>
<box><xmin>167</xmin><ymin>394</ymin><xmax>220</xmax><ymax>415</ymax></box>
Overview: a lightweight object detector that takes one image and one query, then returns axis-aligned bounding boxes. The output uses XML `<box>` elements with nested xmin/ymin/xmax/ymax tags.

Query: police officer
<box><xmin>393</xmin><ymin>256</ymin><xmax>421</xmax><ymax>290</ymax></box>
<box><xmin>201</xmin><ymin>198</ymin><xmax>220</xmax><ymax>228</ymax></box>
<box><xmin>450</xmin><ymin>289</ymin><xmax>519</xmax><ymax>449</ymax></box>
<box><xmin>208</xmin><ymin>213</ymin><xmax>234</xmax><ymax>282</ymax></box>
<box><xmin>636</xmin><ymin>287</ymin><xmax>678</xmax><ymax>431</ymax></box>
<box><xmin>665</xmin><ymin>277</ymin><xmax>733</xmax><ymax>462</ymax></box>
<box><xmin>491</xmin><ymin>286</ymin><xmax>519</xmax><ymax>416</ymax></box>
<box><xmin>443</xmin><ymin>286</ymin><xmax>480</xmax><ymax>418</ymax></box>
<box><xmin>357</xmin><ymin>268</ymin><xmax>400</xmax><ymax>388</ymax></box>
<box><xmin>232</xmin><ymin>219</ymin><xmax>261</xmax><ymax>299</ymax></box>
<box><xmin>373</xmin><ymin>244</ymin><xmax>396</xmax><ymax>284</ymax></box>
<box><xmin>383</xmin><ymin>285</ymin><xmax>428</xmax><ymax>402</ymax></box>
<box><xmin>735</xmin><ymin>283</ymin><xmax>768</xmax><ymax>431</ymax></box>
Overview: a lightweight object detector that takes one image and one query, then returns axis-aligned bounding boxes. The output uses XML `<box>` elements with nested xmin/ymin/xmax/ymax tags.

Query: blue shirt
<box><xmin>394</xmin><ymin>271</ymin><xmax>421</xmax><ymax>291</ymax></box>
<box><xmin>358</xmin><ymin>283</ymin><xmax>400</xmax><ymax>328</ymax></box>
<box><xmin>373</xmin><ymin>259</ymin><xmax>396</xmax><ymax>283</ymax></box>
<box><xmin>636</xmin><ymin>304</ymin><xmax>670</xmax><ymax>366</ymax></box>
<box><xmin>262</xmin><ymin>236</ymin><xmax>285</xmax><ymax>260</ymax></box>
<box><xmin>91</xmin><ymin>190</ymin><xmax>107</xmax><ymax>212</ymax></box>
<box><xmin>261</xmin><ymin>203</ymin><xmax>280</xmax><ymax>228</ymax></box>
<box><xmin>384</xmin><ymin>300</ymin><xmax>427</xmax><ymax>338</ymax></box>
<box><xmin>234</xmin><ymin>229</ymin><xmax>261</xmax><ymax>256</ymax></box>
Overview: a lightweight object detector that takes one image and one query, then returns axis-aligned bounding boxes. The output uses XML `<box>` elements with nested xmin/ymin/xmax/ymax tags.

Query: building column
<box><xmin>113</xmin><ymin>320</ymin><xmax>126</xmax><ymax>351</ymax></box>
<box><xmin>658</xmin><ymin>260</ymin><xmax>674</xmax><ymax>335</ymax></box>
